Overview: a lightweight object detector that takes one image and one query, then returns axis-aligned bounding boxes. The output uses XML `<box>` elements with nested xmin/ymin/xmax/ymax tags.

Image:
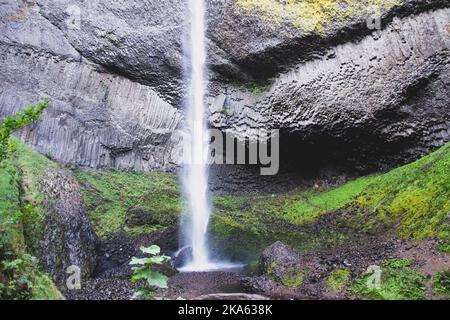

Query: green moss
<box><xmin>30</xmin><ymin>273</ymin><xmax>61</xmax><ymax>300</ymax></box>
<box><xmin>209</xmin><ymin>173</ymin><xmax>376</xmax><ymax>259</ymax></box>
<box><xmin>351</xmin><ymin>142</ymin><xmax>450</xmax><ymax>242</ymax></box>
<box><xmin>210</xmin><ymin>143</ymin><xmax>449</xmax><ymax>261</ymax></box>
<box><xmin>1</xmin><ymin>254</ymin><xmax>61</xmax><ymax>300</ymax></box>
<box><xmin>235</xmin><ymin>0</ymin><xmax>402</xmax><ymax>35</ymax></box>
<box><xmin>433</xmin><ymin>270</ymin><xmax>450</xmax><ymax>299</ymax></box>
<box><xmin>282</xmin><ymin>267</ymin><xmax>309</xmax><ymax>288</ymax></box>
<box><xmin>350</xmin><ymin>259</ymin><xmax>426</xmax><ymax>300</ymax></box>
<box><xmin>210</xmin><ymin>193</ymin><xmax>348</xmax><ymax>261</ymax></box>
<box><xmin>74</xmin><ymin>169</ymin><xmax>182</xmax><ymax>239</ymax></box>
<box><xmin>283</xmin><ymin>175</ymin><xmax>377</xmax><ymax>224</ymax></box>
<box><xmin>327</xmin><ymin>269</ymin><xmax>351</xmax><ymax>293</ymax></box>
<box><xmin>0</xmin><ymin>139</ymin><xmax>60</xmax><ymax>300</ymax></box>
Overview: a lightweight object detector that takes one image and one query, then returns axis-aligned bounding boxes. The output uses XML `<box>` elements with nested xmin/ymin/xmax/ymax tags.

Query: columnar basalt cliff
<box><xmin>0</xmin><ymin>0</ymin><xmax>449</xmax><ymax>174</ymax></box>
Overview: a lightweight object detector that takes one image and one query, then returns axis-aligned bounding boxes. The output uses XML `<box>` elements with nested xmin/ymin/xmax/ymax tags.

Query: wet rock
<box><xmin>39</xmin><ymin>167</ymin><xmax>98</xmax><ymax>285</ymax></box>
<box><xmin>172</xmin><ymin>247</ymin><xmax>193</xmax><ymax>269</ymax></box>
<box><xmin>209</xmin><ymin>8</ymin><xmax>450</xmax><ymax>173</ymax></box>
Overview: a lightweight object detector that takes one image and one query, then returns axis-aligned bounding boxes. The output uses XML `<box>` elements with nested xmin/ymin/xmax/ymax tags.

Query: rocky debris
<box><xmin>194</xmin><ymin>293</ymin><xmax>270</xmax><ymax>300</ymax></box>
<box><xmin>39</xmin><ymin>167</ymin><xmax>98</xmax><ymax>285</ymax></box>
<box><xmin>164</xmin><ymin>271</ymin><xmax>246</xmax><ymax>300</ymax></box>
<box><xmin>63</xmin><ymin>278</ymin><xmax>135</xmax><ymax>301</ymax></box>
<box><xmin>241</xmin><ymin>276</ymin><xmax>278</xmax><ymax>295</ymax></box>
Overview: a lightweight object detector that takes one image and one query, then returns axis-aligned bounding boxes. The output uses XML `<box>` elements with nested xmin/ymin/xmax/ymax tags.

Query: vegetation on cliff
<box><xmin>349</xmin><ymin>142</ymin><xmax>450</xmax><ymax>244</ymax></box>
<box><xmin>1</xmin><ymin>133</ymin><xmax>448</xmax><ymax>300</ymax></box>
<box><xmin>234</xmin><ymin>0</ymin><xmax>401</xmax><ymax>34</ymax></box>
<box><xmin>0</xmin><ymin>100</ymin><xmax>60</xmax><ymax>300</ymax></box>
<box><xmin>74</xmin><ymin>170</ymin><xmax>182</xmax><ymax>239</ymax></box>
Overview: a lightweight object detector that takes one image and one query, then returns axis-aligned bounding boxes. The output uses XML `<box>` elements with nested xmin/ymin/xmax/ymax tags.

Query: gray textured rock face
<box><xmin>0</xmin><ymin>0</ymin><xmax>449</xmax><ymax>174</ymax></box>
<box><xmin>39</xmin><ymin>167</ymin><xmax>97</xmax><ymax>285</ymax></box>
<box><xmin>207</xmin><ymin>0</ymin><xmax>450</xmax><ymax>82</ymax></box>
<box><xmin>0</xmin><ymin>0</ymin><xmax>183</xmax><ymax>172</ymax></box>
<box><xmin>209</xmin><ymin>8</ymin><xmax>450</xmax><ymax>171</ymax></box>
<box><xmin>37</xmin><ymin>0</ymin><xmax>187</xmax><ymax>104</ymax></box>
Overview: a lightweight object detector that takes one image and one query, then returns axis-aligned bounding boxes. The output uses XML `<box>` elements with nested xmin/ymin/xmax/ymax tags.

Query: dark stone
<box><xmin>172</xmin><ymin>246</ymin><xmax>193</xmax><ymax>269</ymax></box>
<box><xmin>0</xmin><ymin>1</ymin><xmax>448</xmax><ymax>178</ymax></box>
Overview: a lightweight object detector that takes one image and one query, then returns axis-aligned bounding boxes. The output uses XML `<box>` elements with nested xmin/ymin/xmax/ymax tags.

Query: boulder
<box><xmin>259</xmin><ymin>241</ymin><xmax>301</xmax><ymax>280</ymax></box>
<box><xmin>39</xmin><ymin>167</ymin><xmax>97</xmax><ymax>285</ymax></box>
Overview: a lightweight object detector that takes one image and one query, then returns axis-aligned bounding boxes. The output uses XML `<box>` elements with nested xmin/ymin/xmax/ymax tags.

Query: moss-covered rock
<box><xmin>73</xmin><ymin>169</ymin><xmax>182</xmax><ymax>239</ymax></box>
<box><xmin>282</xmin><ymin>267</ymin><xmax>309</xmax><ymax>289</ymax></box>
<box><xmin>349</xmin><ymin>142</ymin><xmax>450</xmax><ymax>243</ymax></box>
<box><xmin>1</xmin><ymin>138</ymin><xmax>96</xmax><ymax>299</ymax></box>
<box><xmin>0</xmin><ymin>139</ymin><xmax>61</xmax><ymax>300</ymax></box>
<box><xmin>327</xmin><ymin>269</ymin><xmax>351</xmax><ymax>293</ymax></box>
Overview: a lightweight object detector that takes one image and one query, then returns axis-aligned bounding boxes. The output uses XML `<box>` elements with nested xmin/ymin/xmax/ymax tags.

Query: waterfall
<box><xmin>179</xmin><ymin>0</ymin><xmax>243</xmax><ymax>272</ymax></box>
<box><xmin>180</xmin><ymin>0</ymin><xmax>212</xmax><ymax>271</ymax></box>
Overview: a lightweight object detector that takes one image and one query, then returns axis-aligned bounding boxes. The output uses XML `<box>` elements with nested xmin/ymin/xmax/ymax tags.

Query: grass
<box><xmin>433</xmin><ymin>270</ymin><xmax>450</xmax><ymax>299</ymax></box>
<box><xmin>1</xmin><ymin>137</ymin><xmax>448</xmax><ymax>298</ymax></box>
<box><xmin>73</xmin><ymin>169</ymin><xmax>182</xmax><ymax>239</ymax></box>
<box><xmin>350</xmin><ymin>142</ymin><xmax>450</xmax><ymax>242</ymax></box>
<box><xmin>349</xmin><ymin>259</ymin><xmax>426</xmax><ymax>300</ymax></box>
<box><xmin>234</xmin><ymin>0</ymin><xmax>402</xmax><ymax>35</ymax></box>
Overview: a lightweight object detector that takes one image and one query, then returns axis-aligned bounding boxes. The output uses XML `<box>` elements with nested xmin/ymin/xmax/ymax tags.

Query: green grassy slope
<box><xmin>0</xmin><ymin>138</ymin><xmax>60</xmax><ymax>300</ymax></box>
<box><xmin>212</xmin><ymin>142</ymin><xmax>450</xmax><ymax>259</ymax></box>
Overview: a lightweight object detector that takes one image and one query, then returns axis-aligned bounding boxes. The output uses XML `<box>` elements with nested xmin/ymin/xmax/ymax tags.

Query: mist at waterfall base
<box><xmin>178</xmin><ymin>0</ymin><xmax>243</xmax><ymax>273</ymax></box>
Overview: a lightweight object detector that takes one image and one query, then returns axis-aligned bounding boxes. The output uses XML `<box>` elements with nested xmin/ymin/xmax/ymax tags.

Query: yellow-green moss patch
<box><xmin>235</xmin><ymin>0</ymin><xmax>402</xmax><ymax>35</ymax></box>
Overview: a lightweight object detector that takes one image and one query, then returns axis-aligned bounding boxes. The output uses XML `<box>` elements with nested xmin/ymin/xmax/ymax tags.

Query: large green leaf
<box><xmin>130</xmin><ymin>266</ymin><xmax>151</xmax><ymax>283</ymax></box>
<box><xmin>140</xmin><ymin>245</ymin><xmax>161</xmax><ymax>255</ymax></box>
<box><xmin>146</xmin><ymin>272</ymin><xmax>169</xmax><ymax>289</ymax></box>
<box><xmin>129</xmin><ymin>257</ymin><xmax>148</xmax><ymax>266</ymax></box>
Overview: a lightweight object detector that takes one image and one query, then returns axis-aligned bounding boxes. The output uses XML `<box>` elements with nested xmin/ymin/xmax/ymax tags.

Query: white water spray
<box><xmin>179</xmin><ymin>0</ymin><xmax>243</xmax><ymax>272</ymax></box>
<box><xmin>180</xmin><ymin>0</ymin><xmax>212</xmax><ymax>271</ymax></box>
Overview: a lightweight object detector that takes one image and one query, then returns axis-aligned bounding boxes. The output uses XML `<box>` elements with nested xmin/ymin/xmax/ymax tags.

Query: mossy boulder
<box><xmin>327</xmin><ymin>269</ymin><xmax>351</xmax><ymax>293</ymax></box>
<box><xmin>125</xmin><ymin>208</ymin><xmax>173</xmax><ymax>228</ymax></box>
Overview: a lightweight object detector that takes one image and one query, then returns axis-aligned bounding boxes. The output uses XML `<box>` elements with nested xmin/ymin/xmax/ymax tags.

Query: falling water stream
<box><xmin>179</xmin><ymin>0</ymin><xmax>241</xmax><ymax>272</ymax></box>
